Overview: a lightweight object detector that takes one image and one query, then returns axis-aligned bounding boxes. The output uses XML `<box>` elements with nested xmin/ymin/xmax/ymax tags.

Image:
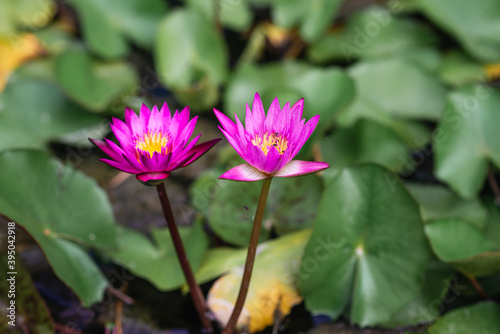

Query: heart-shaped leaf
<box><xmin>435</xmin><ymin>84</ymin><xmax>500</xmax><ymax>199</ymax></box>
<box><xmin>299</xmin><ymin>164</ymin><xmax>430</xmax><ymax>326</ymax></box>
<box><xmin>0</xmin><ymin>150</ymin><xmax>116</xmax><ymax>305</ymax></box>
<box><xmin>55</xmin><ymin>49</ymin><xmax>139</xmax><ymax>112</ymax></box>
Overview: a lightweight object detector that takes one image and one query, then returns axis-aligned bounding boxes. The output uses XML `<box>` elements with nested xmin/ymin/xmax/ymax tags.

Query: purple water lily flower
<box><xmin>214</xmin><ymin>93</ymin><xmax>329</xmax><ymax>181</ymax></box>
<box><xmin>90</xmin><ymin>103</ymin><xmax>220</xmax><ymax>185</ymax></box>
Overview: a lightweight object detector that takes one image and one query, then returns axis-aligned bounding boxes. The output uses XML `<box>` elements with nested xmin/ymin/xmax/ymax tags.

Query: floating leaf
<box><xmin>406</xmin><ymin>183</ymin><xmax>488</xmax><ymax>229</ymax></box>
<box><xmin>207</xmin><ymin>229</ymin><xmax>310</xmax><ymax>332</ymax></box>
<box><xmin>299</xmin><ymin>164</ymin><xmax>430</xmax><ymax>326</ymax></box>
<box><xmin>155</xmin><ymin>8</ymin><xmax>228</xmax><ymax>110</ymax></box>
<box><xmin>69</xmin><ymin>0</ymin><xmax>168</xmax><ymax>59</ymax></box>
<box><xmin>417</xmin><ymin>0</ymin><xmax>500</xmax><ymax>62</ymax></box>
<box><xmin>0</xmin><ymin>150</ymin><xmax>115</xmax><ymax>305</ymax></box>
<box><xmin>425</xmin><ymin>219</ymin><xmax>500</xmax><ymax>277</ymax></box>
<box><xmin>105</xmin><ymin>219</ymin><xmax>209</xmax><ymax>291</ymax></box>
<box><xmin>435</xmin><ymin>84</ymin><xmax>500</xmax><ymax>199</ymax></box>
<box><xmin>0</xmin><ymin>74</ymin><xmax>103</xmax><ymax>152</ymax></box>
<box><xmin>55</xmin><ymin>49</ymin><xmax>139</xmax><ymax>112</ymax></box>
<box><xmin>321</xmin><ymin>119</ymin><xmax>410</xmax><ymax>180</ymax></box>
<box><xmin>428</xmin><ymin>302</ymin><xmax>500</xmax><ymax>334</ymax></box>
<box><xmin>308</xmin><ymin>7</ymin><xmax>436</xmax><ymax>63</ymax></box>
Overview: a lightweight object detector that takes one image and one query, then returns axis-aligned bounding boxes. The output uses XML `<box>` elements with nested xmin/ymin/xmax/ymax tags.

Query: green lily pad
<box><xmin>0</xmin><ymin>0</ymin><xmax>55</xmax><ymax>36</ymax></box>
<box><xmin>405</xmin><ymin>183</ymin><xmax>488</xmax><ymax>229</ymax></box>
<box><xmin>0</xmin><ymin>150</ymin><xmax>116</xmax><ymax>305</ymax></box>
<box><xmin>272</xmin><ymin>0</ymin><xmax>344</xmax><ymax>42</ymax></box>
<box><xmin>299</xmin><ymin>164</ymin><xmax>430</xmax><ymax>326</ymax></box>
<box><xmin>321</xmin><ymin>119</ymin><xmax>410</xmax><ymax>180</ymax></box>
<box><xmin>417</xmin><ymin>0</ymin><xmax>500</xmax><ymax>62</ymax></box>
<box><xmin>338</xmin><ymin>57</ymin><xmax>446</xmax><ymax>125</ymax></box>
<box><xmin>69</xmin><ymin>0</ymin><xmax>168</xmax><ymax>59</ymax></box>
<box><xmin>224</xmin><ymin>61</ymin><xmax>355</xmax><ymax>133</ymax></box>
<box><xmin>428</xmin><ymin>302</ymin><xmax>500</xmax><ymax>334</ymax></box>
<box><xmin>308</xmin><ymin>7</ymin><xmax>436</xmax><ymax>63</ymax></box>
<box><xmin>55</xmin><ymin>49</ymin><xmax>139</xmax><ymax>112</ymax></box>
<box><xmin>206</xmin><ymin>174</ymin><xmax>322</xmax><ymax>246</ymax></box>
<box><xmin>425</xmin><ymin>219</ymin><xmax>500</xmax><ymax>277</ymax></box>
<box><xmin>0</xmin><ymin>255</ymin><xmax>54</xmax><ymax>333</ymax></box>
<box><xmin>105</xmin><ymin>219</ymin><xmax>209</xmax><ymax>291</ymax></box>
<box><xmin>435</xmin><ymin>84</ymin><xmax>500</xmax><ymax>199</ymax></box>
<box><xmin>0</xmin><ymin>74</ymin><xmax>103</xmax><ymax>152</ymax></box>
<box><xmin>155</xmin><ymin>8</ymin><xmax>228</xmax><ymax>111</ymax></box>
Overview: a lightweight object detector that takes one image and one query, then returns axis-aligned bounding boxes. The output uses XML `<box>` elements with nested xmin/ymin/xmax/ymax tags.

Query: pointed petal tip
<box><xmin>219</xmin><ymin>164</ymin><xmax>270</xmax><ymax>182</ymax></box>
<box><xmin>274</xmin><ymin>160</ymin><xmax>329</xmax><ymax>178</ymax></box>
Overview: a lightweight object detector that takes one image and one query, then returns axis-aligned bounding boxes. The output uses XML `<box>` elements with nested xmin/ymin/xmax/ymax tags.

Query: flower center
<box><xmin>135</xmin><ymin>132</ymin><xmax>170</xmax><ymax>157</ymax></box>
<box><xmin>251</xmin><ymin>132</ymin><xmax>288</xmax><ymax>156</ymax></box>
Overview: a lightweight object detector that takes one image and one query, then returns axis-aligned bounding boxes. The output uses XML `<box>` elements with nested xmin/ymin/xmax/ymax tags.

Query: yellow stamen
<box><xmin>251</xmin><ymin>132</ymin><xmax>288</xmax><ymax>156</ymax></box>
<box><xmin>135</xmin><ymin>132</ymin><xmax>170</xmax><ymax>157</ymax></box>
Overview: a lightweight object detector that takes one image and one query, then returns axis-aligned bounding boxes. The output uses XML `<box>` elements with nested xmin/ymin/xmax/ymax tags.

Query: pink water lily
<box><xmin>90</xmin><ymin>103</ymin><xmax>220</xmax><ymax>185</ymax></box>
<box><xmin>214</xmin><ymin>93</ymin><xmax>329</xmax><ymax>181</ymax></box>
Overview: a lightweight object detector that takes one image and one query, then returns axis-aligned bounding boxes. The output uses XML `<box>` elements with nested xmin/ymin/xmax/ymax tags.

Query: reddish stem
<box><xmin>156</xmin><ymin>183</ymin><xmax>213</xmax><ymax>332</ymax></box>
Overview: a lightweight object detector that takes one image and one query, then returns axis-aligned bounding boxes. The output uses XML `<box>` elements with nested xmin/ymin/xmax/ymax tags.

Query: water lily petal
<box><xmin>274</xmin><ymin>160</ymin><xmax>329</xmax><ymax>178</ymax></box>
<box><xmin>182</xmin><ymin>138</ymin><xmax>221</xmax><ymax>168</ymax></box>
<box><xmin>214</xmin><ymin>108</ymin><xmax>238</xmax><ymax>134</ymax></box>
<box><xmin>100</xmin><ymin>158</ymin><xmax>142</xmax><ymax>174</ymax></box>
<box><xmin>220</xmin><ymin>163</ymin><xmax>270</xmax><ymax>182</ymax></box>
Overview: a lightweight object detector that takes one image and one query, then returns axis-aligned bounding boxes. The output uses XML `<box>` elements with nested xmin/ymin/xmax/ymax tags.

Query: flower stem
<box><xmin>156</xmin><ymin>183</ymin><xmax>213</xmax><ymax>332</ymax></box>
<box><xmin>222</xmin><ymin>177</ymin><xmax>273</xmax><ymax>334</ymax></box>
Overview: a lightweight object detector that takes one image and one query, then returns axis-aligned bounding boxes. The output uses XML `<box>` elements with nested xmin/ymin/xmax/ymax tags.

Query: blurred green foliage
<box><xmin>1</xmin><ymin>0</ymin><xmax>500</xmax><ymax>331</ymax></box>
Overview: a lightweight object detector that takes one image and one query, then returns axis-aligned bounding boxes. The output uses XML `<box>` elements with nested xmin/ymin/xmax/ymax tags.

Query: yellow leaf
<box><xmin>0</xmin><ymin>34</ymin><xmax>43</xmax><ymax>91</ymax></box>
